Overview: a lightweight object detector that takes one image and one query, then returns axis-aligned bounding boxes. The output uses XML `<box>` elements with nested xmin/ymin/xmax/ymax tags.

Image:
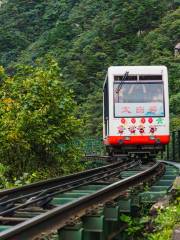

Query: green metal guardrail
<box><xmin>57</xmin><ymin>131</ymin><xmax>180</xmax><ymax>162</ymax></box>
<box><xmin>83</xmin><ymin>131</ymin><xmax>180</xmax><ymax>163</ymax></box>
<box><xmin>57</xmin><ymin>138</ymin><xmax>105</xmax><ymax>156</ymax></box>
<box><xmin>83</xmin><ymin>138</ymin><xmax>105</xmax><ymax>155</ymax></box>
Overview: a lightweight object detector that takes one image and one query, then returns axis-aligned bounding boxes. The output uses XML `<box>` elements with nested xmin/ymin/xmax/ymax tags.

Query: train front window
<box><xmin>114</xmin><ymin>83</ymin><xmax>165</xmax><ymax>117</ymax></box>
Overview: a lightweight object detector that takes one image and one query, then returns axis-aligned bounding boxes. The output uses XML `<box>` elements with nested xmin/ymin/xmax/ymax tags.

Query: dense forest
<box><xmin>0</xmin><ymin>3</ymin><xmax>179</xmax><ymax>239</ymax></box>
<box><xmin>0</xmin><ymin>0</ymin><xmax>179</xmax><ymax>135</ymax></box>
<box><xmin>0</xmin><ymin>0</ymin><xmax>179</xmax><ymax>180</ymax></box>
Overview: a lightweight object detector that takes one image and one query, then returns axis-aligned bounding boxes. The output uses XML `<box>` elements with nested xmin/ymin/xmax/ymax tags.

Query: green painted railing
<box><xmin>57</xmin><ymin>131</ymin><xmax>180</xmax><ymax>162</ymax></box>
<box><xmin>83</xmin><ymin>138</ymin><xmax>105</xmax><ymax>155</ymax></box>
<box><xmin>164</xmin><ymin>130</ymin><xmax>180</xmax><ymax>162</ymax></box>
<box><xmin>83</xmin><ymin>131</ymin><xmax>180</xmax><ymax>163</ymax></box>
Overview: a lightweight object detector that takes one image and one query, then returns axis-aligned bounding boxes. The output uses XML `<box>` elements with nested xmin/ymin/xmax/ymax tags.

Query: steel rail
<box><xmin>0</xmin><ymin>160</ymin><xmax>136</xmax><ymax>207</ymax></box>
<box><xmin>0</xmin><ymin>159</ymin><xmax>123</xmax><ymax>200</ymax></box>
<box><xmin>0</xmin><ymin>160</ymin><xmax>139</xmax><ymax>216</ymax></box>
<box><xmin>0</xmin><ymin>161</ymin><xmax>163</xmax><ymax>240</ymax></box>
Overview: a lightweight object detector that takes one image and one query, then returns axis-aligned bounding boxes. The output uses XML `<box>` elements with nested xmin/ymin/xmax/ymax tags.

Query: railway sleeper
<box><xmin>0</xmin><ymin>162</ymin><xmax>179</xmax><ymax>240</ymax></box>
<box><xmin>57</xmin><ymin>164</ymin><xmax>178</xmax><ymax>240</ymax></box>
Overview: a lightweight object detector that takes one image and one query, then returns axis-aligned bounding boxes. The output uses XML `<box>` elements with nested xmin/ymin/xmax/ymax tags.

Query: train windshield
<box><xmin>114</xmin><ymin>82</ymin><xmax>165</xmax><ymax>117</ymax></box>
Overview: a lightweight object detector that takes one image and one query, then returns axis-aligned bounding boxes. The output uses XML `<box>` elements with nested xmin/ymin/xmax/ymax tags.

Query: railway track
<box><xmin>0</xmin><ymin>160</ymin><xmax>137</xmax><ymax>216</ymax></box>
<box><xmin>0</xmin><ymin>157</ymin><xmax>115</xmax><ymax>201</ymax></box>
<box><xmin>0</xmin><ymin>159</ymin><xmax>178</xmax><ymax>240</ymax></box>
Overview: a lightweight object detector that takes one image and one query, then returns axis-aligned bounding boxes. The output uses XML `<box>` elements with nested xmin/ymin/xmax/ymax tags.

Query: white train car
<box><xmin>103</xmin><ymin>66</ymin><xmax>170</xmax><ymax>157</ymax></box>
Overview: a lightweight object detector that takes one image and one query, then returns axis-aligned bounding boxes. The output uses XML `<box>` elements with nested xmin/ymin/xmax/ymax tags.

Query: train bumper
<box><xmin>104</xmin><ymin>135</ymin><xmax>170</xmax><ymax>145</ymax></box>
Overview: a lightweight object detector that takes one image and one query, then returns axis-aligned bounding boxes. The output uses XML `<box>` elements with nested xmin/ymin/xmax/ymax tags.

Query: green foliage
<box><xmin>81</xmin><ymin>88</ymin><xmax>103</xmax><ymax>136</ymax></box>
<box><xmin>147</xmin><ymin>201</ymin><xmax>180</xmax><ymax>240</ymax></box>
<box><xmin>0</xmin><ymin>57</ymin><xmax>83</xmax><ymax>179</ymax></box>
<box><xmin>0</xmin><ymin>163</ymin><xmax>12</xmax><ymax>188</ymax></box>
<box><xmin>0</xmin><ymin>1</ymin><xmax>179</xmax><ymax>136</ymax></box>
<box><xmin>0</xmin><ymin>0</ymin><xmax>79</xmax><ymax>66</ymax></box>
<box><xmin>170</xmin><ymin>92</ymin><xmax>180</xmax><ymax>130</ymax></box>
<box><xmin>13</xmin><ymin>172</ymin><xmax>37</xmax><ymax>187</ymax></box>
<box><xmin>120</xmin><ymin>194</ymin><xmax>180</xmax><ymax>240</ymax></box>
<box><xmin>120</xmin><ymin>214</ymin><xmax>149</xmax><ymax>238</ymax></box>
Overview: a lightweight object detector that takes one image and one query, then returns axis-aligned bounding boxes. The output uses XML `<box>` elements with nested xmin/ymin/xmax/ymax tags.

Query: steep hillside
<box><xmin>0</xmin><ymin>0</ymin><xmax>80</xmax><ymax>66</ymax></box>
<box><xmin>0</xmin><ymin>0</ymin><xmax>179</xmax><ymax>135</ymax></box>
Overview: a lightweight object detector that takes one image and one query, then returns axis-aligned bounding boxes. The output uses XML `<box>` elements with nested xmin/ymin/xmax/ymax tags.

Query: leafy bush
<box><xmin>147</xmin><ymin>201</ymin><xmax>180</xmax><ymax>240</ymax></box>
<box><xmin>0</xmin><ymin>163</ymin><xmax>12</xmax><ymax>189</ymax></box>
<box><xmin>0</xmin><ymin>57</ymin><xmax>83</xmax><ymax>179</ymax></box>
<box><xmin>120</xmin><ymin>194</ymin><xmax>180</xmax><ymax>240</ymax></box>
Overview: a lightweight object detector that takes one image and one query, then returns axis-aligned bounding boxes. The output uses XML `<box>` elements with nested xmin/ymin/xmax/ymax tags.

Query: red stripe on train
<box><xmin>104</xmin><ymin>135</ymin><xmax>170</xmax><ymax>145</ymax></box>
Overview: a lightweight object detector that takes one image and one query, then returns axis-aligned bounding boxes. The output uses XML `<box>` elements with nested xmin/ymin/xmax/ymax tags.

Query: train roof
<box><xmin>108</xmin><ymin>66</ymin><xmax>167</xmax><ymax>75</ymax></box>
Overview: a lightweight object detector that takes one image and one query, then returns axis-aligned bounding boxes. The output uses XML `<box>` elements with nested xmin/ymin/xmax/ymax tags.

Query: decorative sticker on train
<box><xmin>141</xmin><ymin>118</ymin><xmax>146</xmax><ymax>124</ymax></box>
<box><xmin>128</xmin><ymin>126</ymin><xmax>136</xmax><ymax>135</ymax></box>
<box><xmin>156</xmin><ymin>118</ymin><xmax>164</xmax><ymax>125</ymax></box>
<box><xmin>131</xmin><ymin>118</ymin><xmax>136</xmax><ymax>124</ymax></box>
<box><xmin>138</xmin><ymin>125</ymin><xmax>145</xmax><ymax>135</ymax></box>
<box><xmin>118</xmin><ymin>125</ymin><xmax>125</xmax><ymax>135</ymax></box>
<box><xmin>121</xmin><ymin>118</ymin><xmax>126</xmax><ymax>124</ymax></box>
<box><xmin>148</xmin><ymin>117</ymin><xmax>153</xmax><ymax>123</ymax></box>
<box><xmin>149</xmin><ymin>126</ymin><xmax>157</xmax><ymax>134</ymax></box>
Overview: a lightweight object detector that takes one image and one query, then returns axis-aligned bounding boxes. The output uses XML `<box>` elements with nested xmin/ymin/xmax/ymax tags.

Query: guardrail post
<box><xmin>83</xmin><ymin>209</ymin><xmax>105</xmax><ymax>240</ymax></box>
<box><xmin>161</xmin><ymin>150</ymin><xmax>163</xmax><ymax>160</ymax></box>
<box><xmin>58</xmin><ymin>222</ymin><xmax>83</xmax><ymax>240</ymax></box>
<box><xmin>178</xmin><ymin>130</ymin><xmax>180</xmax><ymax>162</ymax></box>
<box><xmin>172</xmin><ymin>131</ymin><xmax>176</xmax><ymax>161</ymax></box>
<box><xmin>167</xmin><ymin>144</ymin><xmax>169</xmax><ymax>161</ymax></box>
